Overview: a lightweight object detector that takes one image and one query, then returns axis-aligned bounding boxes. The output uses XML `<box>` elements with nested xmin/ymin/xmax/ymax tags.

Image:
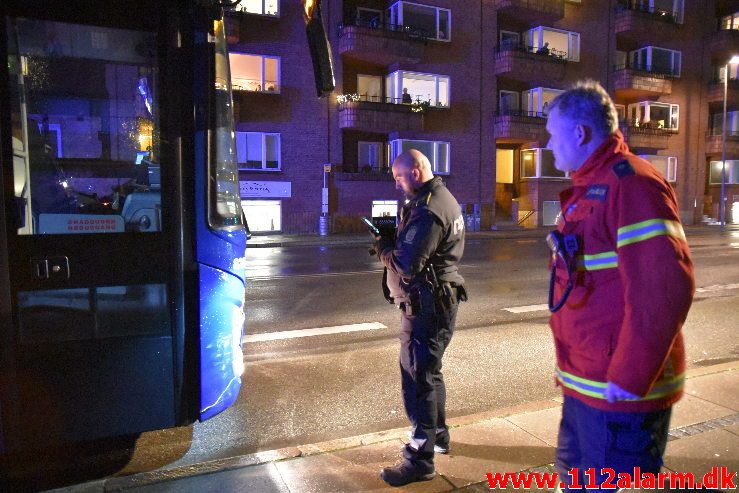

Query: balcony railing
<box><xmin>338</xmin><ymin>18</ymin><xmax>430</xmax><ymax>42</ymax></box>
<box><xmin>337</xmin><ymin>93</ymin><xmax>444</xmax><ymax>112</ymax></box>
<box><xmin>613</xmin><ymin>63</ymin><xmax>678</xmax><ymax>79</ymax></box>
<box><xmin>615</xmin><ymin>0</ymin><xmax>680</xmax><ymax>24</ymax></box>
<box><xmin>494</xmin><ymin>109</ymin><xmax>548</xmax><ymax>120</ymax></box>
<box><xmin>232</xmin><ymin>77</ymin><xmax>279</xmax><ymax>92</ymax></box>
<box><xmin>495</xmin><ymin>43</ymin><xmax>568</xmax><ymax>62</ymax></box>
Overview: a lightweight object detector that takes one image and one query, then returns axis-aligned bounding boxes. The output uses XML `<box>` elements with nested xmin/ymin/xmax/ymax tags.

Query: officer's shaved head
<box><xmin>392</xmin><ymin>149</ymin><xmax>434</xmax><ymax>198</ymax></box>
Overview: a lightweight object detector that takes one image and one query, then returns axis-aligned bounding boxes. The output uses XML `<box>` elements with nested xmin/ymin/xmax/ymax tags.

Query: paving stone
<box><xmin>123</xmin><ymin>463</ymin><xmax>290</xmax><ymax>493</ymax></box>
<box><xmin>684</xmin><ymin>370</ymin><xmax>739</xmax><ymax>411</ymax></box>
<box><xmin>670</xmin><ymin>393</ymin><xmax>735</xmax><ymax>428</ymax></box>
<box><xmin>505</xmin><ymin>405</ymin><xmax>562</xmax><ymax>447</ymax></box>
<box><xmin>664</xmin><ymin>428</ymin><xmax>739</xmax><ymax>486</ymax></box>
<box><xmin>274</xmin><ymin>440</ymin><xmax>453</xmax><ymax>493</ymax></box>
<box><xmin>434</xmin><ymin>417</ymin><xmax>554</xmax><ymax>489</ymax></box>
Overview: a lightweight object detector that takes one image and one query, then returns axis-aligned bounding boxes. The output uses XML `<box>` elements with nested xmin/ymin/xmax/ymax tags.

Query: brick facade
<box><xmin>226</xmin><ymin>0</ymin><xmax>739</xmax><ymax>233</ymax></box>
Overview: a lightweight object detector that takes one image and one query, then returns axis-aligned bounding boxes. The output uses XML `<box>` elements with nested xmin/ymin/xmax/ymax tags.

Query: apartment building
<box><xmin>226</xmin><ymin>0</ymin><xmax>739</xmax><ymax>234</ymax></box>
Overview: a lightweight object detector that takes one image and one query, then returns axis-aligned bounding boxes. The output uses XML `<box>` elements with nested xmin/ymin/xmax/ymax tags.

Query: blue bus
<box><xmin>0</xmin><ymin>0</ymin><xmax>247</xmax><ymax>452</ymax></box>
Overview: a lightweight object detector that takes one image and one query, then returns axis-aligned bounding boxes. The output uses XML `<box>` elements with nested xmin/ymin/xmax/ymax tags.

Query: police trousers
<box><xmin>556</xmin><ymin>396</ymin><xmax>672</xmax><ymax>492</ymax></box>
<box><xmin>398</xmin><ymin>286</ymin><xmax>458</xmax><ymax>467</ymax></box>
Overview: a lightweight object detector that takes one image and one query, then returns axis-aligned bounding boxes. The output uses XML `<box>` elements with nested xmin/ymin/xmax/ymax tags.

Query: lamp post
<box><xmin>720</xmin><ymin>55</ymin><xmax>739</xmax><ymax>228</ymax></box>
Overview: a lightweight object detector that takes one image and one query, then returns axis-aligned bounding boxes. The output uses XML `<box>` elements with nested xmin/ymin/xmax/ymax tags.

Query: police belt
<box><xmin>398</xmin><ymin>283</ymin><xmax>466</xmax><ymax>316</ymax></box>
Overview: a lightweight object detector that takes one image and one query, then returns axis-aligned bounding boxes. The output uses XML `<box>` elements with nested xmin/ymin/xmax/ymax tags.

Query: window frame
<box><xmin>499</xmin><ymin>90</ymin><xmax>520</xmax><ymax>114</ymax></box>
<box><xmin>629</xmin><ymin>46</ymin><xmax>681</xmax><ymax>77</ymax></box>
<box><xmin>235</xmin><ymin>131</ymin><xmax>281</xmax><ymax>171</ymax></box>
<box><xmin>229</xmin><ymin>53</ymin><xmax>281</xmax><ymax>93</ymax></box>
<box><xmin>524</xmin><ymin>26</ymin><xmax>580</xmax><ymax>62</ymax></box>
<box><xmin>639</xmin><ymin>155</ymin><xmax>677</xmax><ymax>182</ymax></box>
<box><xmin>522</xmin><ymin>87</ymin><xmax>564</xmax><ymax>116</ymax></box>
<box><xmin>520</xmin><ymin>148</ymin><xmax>569</xmax><ymax>179</ymax></box>
<box><xmin>358</xmin><ymin>141</ymin><xmax>384</xmax><ymax>170</ymax></box>
<box><xmin>233</xmin><ymin>0</ymin><xmax>280</xmax><ymax>17</ymax></box>
<box><xmin>627</xmin><ymin>101</ymin><xmax>680</xmax><ymax>131</ymax></box>
<box><xmin>389</xmin><ymin>139</ymin><xmax>450</xmax><ymax>175</ymax></box>
<box><xmin>388</xmin><ymin>1</ymin><xmax>451</xmax><ymax>41</ymax></box>
<box><xmin>709</xmin><ymin>160</ymin><xmax>739</xmax><ymax>185</ymax></box>
<box><xmin>385</xmin><ymin>70</ymin><xmax>450</xmax><ymax>107</ymax></box>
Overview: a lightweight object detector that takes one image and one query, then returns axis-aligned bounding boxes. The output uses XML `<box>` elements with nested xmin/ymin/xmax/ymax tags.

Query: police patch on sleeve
<box><xmin>585</xmin><ymin>184</ymin><xmax>608</xmax><ymax>201</ymax></box>
<box><xmin>403</xmin><ymin>226</ymin><xmax>417</xmax><ymax>244</ymax></box>
<box><xmin>612</xmin><ymin>160</ymin><xmax>635</xmax><ymax>178</ymax></box>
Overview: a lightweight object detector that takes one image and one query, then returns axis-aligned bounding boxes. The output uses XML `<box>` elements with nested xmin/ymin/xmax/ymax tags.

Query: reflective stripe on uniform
<box><xmin>577</xmin><ymin>251</ymin><xmax>618</xmax><ymax>271</ymax></box>
<box><xmin>555</xmin><ymin>367</ymin><xmax>684</xmax><ymax>401</ymax></box>
<box><xmin>617</xmin><ymin>219</ymin><xmax>686</xmax><ymax>248</ymax></box>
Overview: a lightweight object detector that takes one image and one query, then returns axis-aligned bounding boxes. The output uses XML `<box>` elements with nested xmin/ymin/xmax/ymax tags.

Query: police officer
<box><xmin>374</xmin><ymin>149</ymin><xmax>466</xmax><ymax>487</ymax></box>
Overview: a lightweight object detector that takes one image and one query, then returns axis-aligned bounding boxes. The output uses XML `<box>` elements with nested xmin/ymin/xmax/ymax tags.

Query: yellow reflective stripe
<box><xmin>556</xmin><ymin>367</ymin><xmax>684</xmax><ymax>401</ymax></box>
<box><xmin>578</xmin><ymin>251</ymin><xmax>618</xmax><ymax>271</ymax></box>
<box><xmin>617</xmin><ymin>219</ymin><xmax>686</xmax><ymax>248</ymax></box>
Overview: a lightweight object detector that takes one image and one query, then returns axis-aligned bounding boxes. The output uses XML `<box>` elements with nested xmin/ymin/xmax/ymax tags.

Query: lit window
<box><xmin>235</xmin><ymin>132</ymin><xmax>280</xmax><ymax>170</ymax></box>
<box><xmin>229</xmin><ymin>53</ymin><xmax>280</xmax><ymax>93</ymax></box>
<box><xmin>359</xmin><ymin>142</ymin><xmax>384</xmax><ymax>171</ymax></box>
<box><xmin>524</xmin><ymin>26</ymin><xmax>580</xmax><ymax>61</ymax></box>
<box><xmin>386</xmin><ymin>70</ymin><xmax>450</xmax><ymax>107</ymax></box>
<box><xmin>640</xmin><ymin>155</ymin><xmax>677</xmax><ymax>182</ymax></box>
<box><xmin>389</xmin><ymin>139</ymin><xmax>450</xmax><ymax>174</ymax></box>
<box><xmin>627</xmin><ymin>102</ymin><xmax>679</xmax><ymax>131</ymax></box>
<box><xmin>520</xmin><ymin>148</ymin><xmax>568</xmax><ymax>179</ymax></box>
<box><xmin>709</xmin><ymin>160</ymin><xmax>739</xmax><ymax>184</ymax></box>
<box><xmin>232</xmin><ymin>0</ymin><xmax>279</xmax><ymax>17</ymax></box>
<box><xmin>721</xmin><ymin>11</ymin><xmax>739</xmax><ymax>30</ymax></box>
<box><xmin>388</xmin><ymin>1</ymin><xmax>451</xmax><ymax>41</ymax></box>
<box><xmin>372</xmin><ymin>200</ymin><xmax>398</xmax><ymax>218</ymax></box>
<box><xmin>710</xmin><ymin>111</ymin><xmax>739</xmax><ymax>137</ymax></box>
<box><xmin>522</xmin><ymin>87</ymin><xmax>564</xmax><ymax>117</ymax></box>
<box><xmin>628</xmin><ymin>46</ymin><xmax>681</xmax><ymax>77</ymax></box>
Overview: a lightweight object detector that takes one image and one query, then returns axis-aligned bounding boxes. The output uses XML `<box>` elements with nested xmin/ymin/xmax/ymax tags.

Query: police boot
<box><xmin>380</xmin><ymin>444</ymin><xmax>435</xmax><ymax>487</ymax></box>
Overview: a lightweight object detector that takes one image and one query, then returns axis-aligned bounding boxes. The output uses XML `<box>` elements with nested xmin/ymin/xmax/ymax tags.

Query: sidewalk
<box><xmin>245</xmin><ymin>223</ymin><xmax>735</xmax><ymax>249</ymax></box>
<box><xmin>55</xmin><ymin>361</ymin><xmax>739</xmax><ymax>492</ymax></box>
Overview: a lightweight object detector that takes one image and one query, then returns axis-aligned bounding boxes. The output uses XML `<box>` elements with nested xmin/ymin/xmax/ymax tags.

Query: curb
<box><xmin>93</xmin><ymin>360</ymin><xmax>739</xmax><ymax>492</ymax></box>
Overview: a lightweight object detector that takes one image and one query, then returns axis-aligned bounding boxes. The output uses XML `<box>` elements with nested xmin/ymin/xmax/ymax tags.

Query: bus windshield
<box><xmin>209</xmin><ymin>17</ymin><xmax>243</xmax><ymax>231</ymax></box>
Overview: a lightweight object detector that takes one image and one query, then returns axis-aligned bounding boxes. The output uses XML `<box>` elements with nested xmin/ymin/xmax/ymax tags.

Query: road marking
<box><xmin>503</xmin><ymin>304</ymin><xmax>549</xmax><ymax>313</ymax></box>
<box><xmin>696</xmin><ymin>283</ymin><xmax>739</xmax><ymax>293</ymax></box>
<box><xmin>244</xmin><ymin>322</ymin><xmax>387</xmax><ymax>343</ymax></box>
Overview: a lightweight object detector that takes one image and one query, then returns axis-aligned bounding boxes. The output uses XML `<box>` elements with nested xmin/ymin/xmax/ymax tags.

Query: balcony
<box><xmin>338</xmin><ymin>96</ymin><xmax>425</xmax><ymax>133</ymax></box>
<box><xmin>488</xmin><ymin>0</ymin><xmax>565</xmax><ymax>23</ymax></box>
<box><xmin>337</xmin><ymin>20</ymin><xmax>427</xmax><ymax>65</ymax></box>
<box><xmin>707</xmin><ymin>79</ymin><xmax>739</xmax><ymax>105</ymax></box>
<box><xmin>620</xmin><ymin>122</ymin><xmax>672</xmax><ymax>150</ymax></box>
<box><xmin>494</xmin><ymin>44</ymin><xmax>566</xmax><ymax>83</ymax></box>
<box><xmin>705</xmin><ymin>132</ymin><xmax>739</xmax><ymax>156</ymax></box>
<box><xmin>494</xmin><ymin>110</ymin><xmax>549</xmax><ymax>145</ymax></box>
<box><xmin>614</xmin><ymin>3</ymin><xmax>681</xmax><ymax>47</ymax></box>
<box><xmin>613</xmin><ymin>65</ymin><xmax>674</xmax><ymax>99</ymax></box>
<box><xmin>709</xmin><ymin>29</ymin><xmax>739</xmax><ymax>65</ymax></box>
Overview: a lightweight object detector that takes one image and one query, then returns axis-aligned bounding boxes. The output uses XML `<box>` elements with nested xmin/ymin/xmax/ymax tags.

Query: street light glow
<box><xmin>720</xmin><ymin>54</ymin><xmax>739</xmax><ymax>228</ymax></box>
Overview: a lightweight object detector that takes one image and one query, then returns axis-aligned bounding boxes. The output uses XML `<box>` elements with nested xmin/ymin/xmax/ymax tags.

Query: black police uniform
<box><xmin>376</xmin><ymin>176</ymin><xmax>466</xmax><ymax>472</ymax></box>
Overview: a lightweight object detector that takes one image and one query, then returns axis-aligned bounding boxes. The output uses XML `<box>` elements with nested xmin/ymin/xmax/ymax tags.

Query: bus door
<box><xmin>0</xmin><ymin>2</ymin><xmax>183</xmax><ymax>450</ymax></box>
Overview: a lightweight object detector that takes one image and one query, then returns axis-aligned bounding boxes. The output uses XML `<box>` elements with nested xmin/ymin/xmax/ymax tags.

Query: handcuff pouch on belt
<box><xmin>547</xmin><ymin>230</ymin><xmax>578</xmax><ymax>313</ymax></box>
<box><xmin>400</xmin><ymin>264</ymin><xmax>467</xmax><ymax>316</ymax></box>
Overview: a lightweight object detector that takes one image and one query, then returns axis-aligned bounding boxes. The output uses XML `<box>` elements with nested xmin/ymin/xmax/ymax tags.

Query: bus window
<box><xmin>8</xmin><ymin>17</ymin><xmax>161</xmax><ymax>235</ymax></box>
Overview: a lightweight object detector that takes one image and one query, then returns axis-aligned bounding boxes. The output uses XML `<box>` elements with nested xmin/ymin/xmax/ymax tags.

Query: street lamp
<box><xmin>720</xmin><ymin>55</ymin><xmax>739</xmax><ymax>228</ymax></box>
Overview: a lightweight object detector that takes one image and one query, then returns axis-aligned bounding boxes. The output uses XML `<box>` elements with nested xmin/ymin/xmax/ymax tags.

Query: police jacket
<box><xmin>550</xmin><ymin>131</ymin><xmax>694</xmax><ymax>413</ymax></box>
<box><xmin>377</xmin><ymin>176</ymin><xmax>465</xmax><ymax>303</ymax></box>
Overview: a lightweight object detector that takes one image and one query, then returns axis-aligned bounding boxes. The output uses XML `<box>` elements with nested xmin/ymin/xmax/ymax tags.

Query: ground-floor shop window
<box><xmin>241</xmin><ymin>200</ymin><xmax>281</xmax><ymax>232</ymax></box>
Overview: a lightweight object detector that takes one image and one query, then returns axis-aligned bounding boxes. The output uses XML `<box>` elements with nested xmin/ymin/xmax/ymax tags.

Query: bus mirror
<box><xmin>305</xmin><ymin>2</ymin><xmax>335</xmax><ymax>97</ymax></box>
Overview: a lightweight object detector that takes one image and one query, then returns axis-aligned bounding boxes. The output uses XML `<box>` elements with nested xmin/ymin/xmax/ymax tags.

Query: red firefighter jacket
<box><xmin>550</xmin><ymin>131</ymin><xmax>695</xmax><ymax>412</ymax></box>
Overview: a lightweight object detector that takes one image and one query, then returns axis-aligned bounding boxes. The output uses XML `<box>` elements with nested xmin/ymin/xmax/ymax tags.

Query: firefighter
<box><xmin>374</xmin><ymin>149</ymin><xmax>467</xmax><ymax>486</ymax></box>
<box><xmin>544</xmin><ymin>80</ymin><xmax>694</xmax><ymax>491</ymax></box>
